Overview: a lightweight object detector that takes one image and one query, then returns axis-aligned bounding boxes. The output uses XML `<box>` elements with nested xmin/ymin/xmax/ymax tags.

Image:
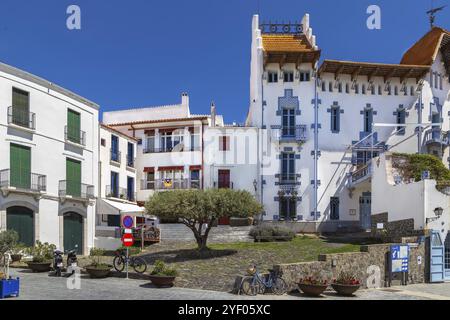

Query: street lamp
<box><xmin>426</xmin><ymin>207</ymin><xmax>444</xmax><ymax>224</ymax></box>
<box><xmin>253</xmin><ymin>179</ymin><xmax>258</xmax><ymax>192</ymax></box>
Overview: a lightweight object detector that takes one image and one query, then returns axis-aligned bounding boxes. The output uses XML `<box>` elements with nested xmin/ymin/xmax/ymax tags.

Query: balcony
<box><xmin>64</xmin><ymin>126</ymin><xmax>86</xmax><ymax>146</ymax></box>
<box><xmin>277</xmin><ymin>173</ymin><xmax>300</xmax><ymax>186</ymax></box>
<box><xmin>0</xmin><ymin>169</ymin><xmax>46</xmax><ymax>194</ymax></box>
<box><xmin>141</xmin><ymin>179</ymin><xmax>201</xmax><ymax>190</ymax></box>
<box><xmin>424</xmin><ymin>128</ymin><xmax>449</xmax><ymax>147</ymax></box>
<box><xmin>348</xmin><ymin>163</ymin><xmax>372</xmax><ymax>187</ymax></box>
<box><xmin>7</xmin><ymin>106</ymin><xmax>36</xmax><ymax>131</ymax></box>
<box><xmin>105</xmin><ymin>186</ymin><xmax>136</xmax><ymax>202</ymax></box>
<box><xmin>110</xmin><ymin>149</ymin><xmax>121</xmax><ymax>164</ymax></box>
<box><xmin>59</xmin><ymin>180</ymin><xmax>94</xmax><ymax>200</ymax></box>
<box><xmin>272</xmin><ymin>125</ymin><xmax>307</xmax><ymax>143</ymax></box>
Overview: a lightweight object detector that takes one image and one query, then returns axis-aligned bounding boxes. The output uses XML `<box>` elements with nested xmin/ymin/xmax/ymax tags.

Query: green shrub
<box><xmin>25</xmin><ymin>241</ymin><xmax>56</xmax><ymax>263</ymax></box>
<box><xmin>0</xmin><ymin>230</ymin><xmax>19</xmax><ymax>255</ymax></box>
<box><xmin>249</xmin><ymin>225</ymin><xmax>295</xmax><ymax>242</ymax></box>
<box><xmin>89</xmin><ymin>247</ymin><xmax>110</xmax><ymax>268</ymax></box>
<box><xmin>150</xmin><ymin>260</ymin><xmax>178</xmax><ymax>277</ymax></box>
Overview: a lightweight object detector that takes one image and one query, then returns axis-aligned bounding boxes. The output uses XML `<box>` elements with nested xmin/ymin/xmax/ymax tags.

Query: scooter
<box><xmin>53</xmin><ymin>249</ymin><xmax>64</xmax><ymax>277</ymax></box>
<box><xmin>65</xmin><ymin>245</ymin><xmax>79</xmax><ymax>277</ymax></box>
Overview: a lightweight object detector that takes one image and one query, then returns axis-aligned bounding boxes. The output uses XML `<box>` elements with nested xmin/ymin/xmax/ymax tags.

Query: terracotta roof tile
<box><xmin>262</xmin><ymin>34</ymin><xmax>314</xmax><ymax>52</ymax></box>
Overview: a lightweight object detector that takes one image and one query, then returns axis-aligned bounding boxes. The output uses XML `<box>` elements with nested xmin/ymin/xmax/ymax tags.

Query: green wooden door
<box><xmin>12</xmin><ymin>88</ymin><xmax>29</xmax><ymax>127</ymax></box>
<box><xmin>66</xmin><ymin>158</ymin><xmax>81</xmax><ymax>197</ymax></box>
<box><xmin>7</xmin><ymin>206</ymin><xmax>34</xmax><ymax>247</ymax></box>
<box><xmin>10</xmin><ymin>144</ymin><xmax>31</xmax><ymax>189</ymax></box>
<box><xmin>67</xmin><ymin>109</ymin><xmax>81</xmax><ymax>143</ymax></box>
<box><xmin>63</xmin><ymin>213</ymin><xmax>83</xmax><ymax>254</ymax></box>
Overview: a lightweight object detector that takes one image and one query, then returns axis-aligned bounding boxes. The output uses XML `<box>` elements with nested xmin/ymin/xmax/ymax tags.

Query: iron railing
<box><xmin>276</xmin><ymin>125</ymin><xmax>308</xmax><ymax>142</ymax></box>
<box><xmin>64</xmin><ymin>126</ymin><xmax>86</xmax><ymax>146</ymax></box>
<box><xmin>59</xmin><ymin>180</ymin><xmax>94</xmax><ymax>199</ymax></box>
<box><xmin>141</xmin><ymin>179</ymin><xmax>200</xmax><ymax>190</ymax></box>
<box><xmin>105</xmin><ymin>185</ymin><xmax>136</xmax><ymax>202</ymax></box>
<box><xmin>424</xmin><ymin>128</ymin><xmax>450</xmax><ymax>146</ymax></box>
<box><xmin>350</xmin><ymin>164</ymin><xmax>373</xmax><ymax>184</ymax></box>
<box><xmin>7</xmin><ymin>106</ymin><xmax>35</xmax><ymax>130</ymax></box>
<box><xmin>0</xmin><ymin>169</ymin><xmax>46</xmax><ymax>192</ymax></box>
<box><xmin>278</xmin><ymin>173</ymin><xmax>299</xmax><ymax>185</ymax></box>
<box><xmin>110</xmin><ymin>149</ymin><xmax>121</xmax><ymax>163</ymax></box>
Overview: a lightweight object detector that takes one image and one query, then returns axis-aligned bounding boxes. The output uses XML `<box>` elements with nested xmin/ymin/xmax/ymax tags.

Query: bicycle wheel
<box><xmin>272</xmin><ymin>276</ymin><xmax>288</xmax><ymax>295</ymax></box>
<box><xmin>113</xmin><ymin>256</ymin><xmax>125</xmax><ymax>272</ymax></box>
<box><xmin>240</xmin><ymin>277</ymin><xmax>262</xmax><ymax>296</ymax></box>
<box><xmin>132</xmin><ymin>257</ymin><xmax>147</xmax><ymax>274</ymax></box>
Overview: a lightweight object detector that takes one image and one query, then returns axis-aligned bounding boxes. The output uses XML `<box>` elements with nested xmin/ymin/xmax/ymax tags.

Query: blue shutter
<box><xmin>430</xmin><ymin>230</ymin><xmax>445</xmax><ymax>283</ymax></box>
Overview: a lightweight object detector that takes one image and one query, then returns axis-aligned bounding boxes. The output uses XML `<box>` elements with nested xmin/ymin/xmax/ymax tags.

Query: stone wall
<box><xmin>371</xmin><ymin>212</ymin><xmax>426</xmax><ymax>241</ymax></box>
<box><xmin>273</xmin><ymin>239</ymin><xmax>426</xmax><ymax>292</ymax></box>
<box><xmin>260</xmin><ymin>220</ymin><xmax>361</xmax><ymax>234</ymax></box>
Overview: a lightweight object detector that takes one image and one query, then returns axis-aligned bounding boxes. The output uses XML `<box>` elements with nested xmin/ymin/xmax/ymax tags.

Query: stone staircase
<box><xmin>159</xmin><ymin>224</ymin><xmax>253</xmax><ymax>243</ymax></box>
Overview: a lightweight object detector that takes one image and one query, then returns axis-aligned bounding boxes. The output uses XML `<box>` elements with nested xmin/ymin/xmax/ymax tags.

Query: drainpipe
<box><xmin>260</xmin><ymin>73</ymin><xmax>265</xmax><ymax>221</ymax></box>
<box><xmin>313</xmin><ymin>69</ymin><xmax>320</xmax><ymax>221</ymax></box>
<box><xmin>417</xmin><ymin>83</ymin><xmax>423</xmax><ymax>154</ymax></box>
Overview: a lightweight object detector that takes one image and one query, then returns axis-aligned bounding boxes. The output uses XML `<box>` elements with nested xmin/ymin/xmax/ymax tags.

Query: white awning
<box><xmin>98</xmin><ymin>199</ymin><xmax>146</xmax><ymax>216</ymax></box>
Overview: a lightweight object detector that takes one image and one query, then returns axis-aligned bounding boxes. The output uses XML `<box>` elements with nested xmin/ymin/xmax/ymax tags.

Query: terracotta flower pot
<box><xmin>297</xmin><ymin>283</ymin><xmax>328</xmax><ymax>297</ymax></box>
<box><xmin>331</xmin><ymin>283</ymin><xmax>360</xmax><ymax>296</ymax></box>
<box><xmin>85</xmin><ymin>266</ymin><xmax>111</xmax><ymax>279</ymax></box>
<box><xmin>26</xmin><ymin>261</ymin><xmax>52</xmax><ymax>273</ymax></box>
<box><xmin>148</xmin><ymin>275</ymin><xmax>176</xmax><ymax>288</ymax></box>
<box><xmin>10</xmin><ymin>254</ymin><xmax>22</xmax><ymax>263</ymax></box>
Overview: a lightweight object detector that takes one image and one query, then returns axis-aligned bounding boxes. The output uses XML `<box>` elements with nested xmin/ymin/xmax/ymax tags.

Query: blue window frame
<box><xmin>110</xmin><ymin>171</ymin><xmax>119</xmax><ymax>198</ymax></box>
<box><xmin>281</xmin><ymin>152</ymin><xmax>295</xmax><ymax>183</ymax></box>
<box><xmin>396</xmin><ymin>108</ymin><xmax>406</xmax><ymax>135</ymax></box>
<box><xmin>331</xmin><ymin>106</ymin><xmax>340</xmax><ymax>133</ymax></box>
<box><xmin>127</xmin><ymin>176</ymin><xmax>134</xmax><ymax>202</ymax></box>
<box><xmin>279</xmin><ymin>196</ymin><xmax>297</xmax><ymax>220</ymax></box>
<box><xmin>330</xmin><ymin>197</ymin><xmax>339</xmax><ymax>220</ymax></box>
<box><xmin>363</xmin><ymin>108</ymin><xmax>373</xmax><ymax>133</ymax></box>
<box><xmin>282</xmin><ymin>108</ymin><xmax>296</xmax><ymax>137</ymax></box>
<box><xmin>127</xmin><ymin>142</ymin><xmax>134</xmax><ymax>167</ymax></box>
<box><xmin>111</xmin><ymin>135</ymin><xmax>119</xmax><ymax>162</ymax></box>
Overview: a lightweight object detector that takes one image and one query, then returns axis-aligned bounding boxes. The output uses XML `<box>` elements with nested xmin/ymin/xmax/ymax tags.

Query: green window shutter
<box><xmin>67</xmin><ymin>109</ymin><xmax>81</xmax><ymax>143</ymax></box>
<box><xmin>66</xmin><ymin>158</ymin><xmax>81</xmax><ymax>197</ymax></box>
<box><xmin>12</xmin><ymin>88</ymin><xmax>30</xmax><ymax>127</ymax></box>
<box><xmin>10</xmin><ymin>144</ymin><xmax>31</xmax><ymax>189</ymax></box>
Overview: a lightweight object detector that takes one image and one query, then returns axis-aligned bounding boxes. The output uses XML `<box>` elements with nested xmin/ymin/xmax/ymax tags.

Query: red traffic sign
<box><xmin>122</xmin><ymin>233</ymin><xmax>134</xmax><ymax>247</ymax></box>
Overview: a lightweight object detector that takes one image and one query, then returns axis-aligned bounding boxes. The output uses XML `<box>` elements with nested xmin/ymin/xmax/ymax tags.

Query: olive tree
<box><xmin>145</xmin><ymin>189</ymin><xmax>263</xmax><ymax>251</ymax></box>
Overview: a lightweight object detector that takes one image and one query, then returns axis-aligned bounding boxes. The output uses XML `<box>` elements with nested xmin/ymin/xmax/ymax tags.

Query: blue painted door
<box><xmin>359</xmin><ymin>192</ymin><xmax>371</xmax><ymax>230</ymax></box>
<box><xmin>430</xmin><ymin>230</ymin><xmax>445</xmax><ymax>283</ymax></box>
<box><xmin>445</xmin><ymin>232</ymin><xmax>450</xmax><ymax>281</ymax></box>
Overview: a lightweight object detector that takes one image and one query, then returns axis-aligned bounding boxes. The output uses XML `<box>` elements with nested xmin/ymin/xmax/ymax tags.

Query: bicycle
<box><xmin>240</xmin><ymin>265</ymin><xmax>287</xmax><ymax>296</ymax></box>
<box><xmin>113</xmin><ymin>249</ymin><xmax>147</xmax><ymax>274</ymax></box>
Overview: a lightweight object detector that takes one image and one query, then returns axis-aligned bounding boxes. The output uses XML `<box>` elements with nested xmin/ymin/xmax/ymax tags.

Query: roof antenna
<box><xmin>427</xmin><ymin>1</ymin><xmax>446</xmax><ymax>29</ymax></box>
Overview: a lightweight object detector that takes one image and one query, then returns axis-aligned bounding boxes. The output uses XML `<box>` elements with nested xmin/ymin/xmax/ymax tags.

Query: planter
<box><xmin>331</xmin><ymin>283</ymin><xmax>360</xmax><ymax>296</ymax></box>
<box><xmin>26</xmin><ymin>261</ymin><xmax>52</xmax><ymax>273</ymax></box>
<box><xmin>148</xmin><ymin>275</ymin><xmax>176</xmax><ymax>288</ymax></box>
<box><xmin>0</xmin><ymin>278</ymin><xmax>20</xmax><ymax>299</ymax></box>
<box><xmin>297</xmin><ymin>283</ymin><xmax>328</xmax><ymax>297</ymax></box>
<box><xmin>230</xmin><ymin>217</ymin><xmax>254</xmax><ymax>227</ymax></box>
<box><xmin>10</xmin><ymin>254</ymin><xmax>22</xmax><ymax>263</ymax></box>
<box><xmin>85</xmin><ymin>266</ymin><xmax>111</xmax><ymax>279</ymax></box>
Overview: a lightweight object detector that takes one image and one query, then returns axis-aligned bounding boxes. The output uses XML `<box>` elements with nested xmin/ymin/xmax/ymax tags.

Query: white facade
<box><xmin>0</xmin><ymin>62</ymin><xmax>99</xmax><ymax>255</ymax></box>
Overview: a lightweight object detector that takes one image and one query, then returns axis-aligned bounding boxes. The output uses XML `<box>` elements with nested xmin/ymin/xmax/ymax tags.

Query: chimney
<box><xmin>210</xmin><ymin>102</ymin><xmax>216</xmax><ymax>127</ymax></box>
<box><xmin>181</xmin><ymin>92</ymin><xmax>189</xmax><ymax>108</ymax></box>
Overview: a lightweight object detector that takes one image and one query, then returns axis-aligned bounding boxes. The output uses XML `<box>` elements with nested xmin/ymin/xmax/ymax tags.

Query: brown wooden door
<box><xmin>218</xmin><ymin>170</ymin><xmax>230</xmax><ymax>189</ymax></box>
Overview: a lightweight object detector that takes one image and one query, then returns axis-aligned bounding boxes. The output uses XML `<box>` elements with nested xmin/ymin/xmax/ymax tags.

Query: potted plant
<box><xmin>331</xmin><ymin>271</ymin><xmax>361</xmax><ymax>296</ymax></box>
<box><xmin>10</xmin><ymin>243</ymin><xmax>26</xmax><ymax>263</ymax></box>
<box><xmin>297</xmin><ymin>276</ymin><xmax>329</xmax><ymax>297</ymax></box>
<box><xmin>84</xmin><ymin>248</ymin><xmax>111</xmax><ymax>278</ymax></box>
<box><xmin>25</xmin><ymin>241</ymin><xmax>56</xmax><ymax>272</ymax></box>
<box><xmin>148</xmin><ymin>260</ymin><xmax>178</xmax><ymax>288</ymax></box>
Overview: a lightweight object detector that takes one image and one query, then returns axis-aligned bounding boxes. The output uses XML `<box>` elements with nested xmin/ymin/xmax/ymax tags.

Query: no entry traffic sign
<box><xmin>122</xmin><ymin>233</ymin><xmax>134</xmax><ymax>247</ymax></box>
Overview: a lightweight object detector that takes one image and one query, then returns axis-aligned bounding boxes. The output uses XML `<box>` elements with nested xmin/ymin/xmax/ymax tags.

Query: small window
<box><xmin>328</xmin><ymin>82</ymin><xmax>333</xmax><ymax>92</ymax></box>
<box><xmin>101</xmin><ymin>139</ymin><xmax>106</xmax><ymax>147</ymax></box>
<box><xmin>219</xmin><ymin>136</ymin><xmax>230</xmax><ymax>151</ymax></box>
<box><xmin>378</xmin><ymin>85</ymin><xmax>382</xmax><ymax>95</ymax></box>
<box><xmin>410</xmin><ymin>86</ymin><xmax>415</xmax><ymax>96</ymax></box>
<box><xmin>330</xmin><ymin>106</ymin><xmax>340</xmax><ymax>133</ymax></box>
<box><xmin>330</xmin><ymin>197</ymin><xmax>340</xmax><ymax>220</ymax></box>
<box><xmin>394</xmin><ymin>86</ymin><xmax>398</xmax><ymax>96</ymax></box>
<box><xmin>439</xmin><ymin>74</ymin><xmax>443</xmax><ymax>90</ymax></box>
<box><xmin>387</xmin><ymin>85</ymin><xmax>392</xmax><ymax>95</ymax></box>
<box><xmin>362</xmin><ymin>84</ymin><xmax>366</xmax><ymax>95</ymax></box>
<box><xmin>345</xmin><ymin>83</ymin><xmax>350</xmax><ymax>93</ymax></box>
<box><xmin>300</xmin><ymin>71</ymin><xmax>310</xmax><ymax>82</ymax></box>
<box><xmin>338</xmin><ymin>83</ymin><xmax>342</xmax><ymax>93</ymax></box>
<box><xmin>322</xmin><ymin>81</ymin><xmax>326</xmax><ymax>92</ymax></box>
<box><xmin>284</xmin><ymin>71</ymin><xmax>294</xmax><ymax>83</ymax></box>
<box><xmin>354</xmin><ymin>84</ymin><xmax>359</xmax><ymax>94</ymax></box>
<box><xmin>396</xmin><ymin>108</ymin><xmax>406</xmax><ymax>135</ymax></box>
<box><xmin>268</xmin><ymin>72</ymin><xmax>278</xmax><ymax>83</ymax></box>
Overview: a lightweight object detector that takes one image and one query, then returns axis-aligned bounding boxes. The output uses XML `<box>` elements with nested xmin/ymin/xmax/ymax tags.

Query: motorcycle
<box><xmin>53</xmin><ymin>249</ymin><xmax>64</xmax><ymax>277</ymax></box>
<box><xmin>65</xmin><ymin>245</ymin><xmax>79</xmax><ymax>276</ymax></box>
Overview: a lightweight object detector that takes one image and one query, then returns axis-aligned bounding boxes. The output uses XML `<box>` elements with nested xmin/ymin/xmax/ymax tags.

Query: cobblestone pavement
<box><xmin>4</xmin><ymin>269</ymin><xmax>448</xmax><ymax>300</ymax></box>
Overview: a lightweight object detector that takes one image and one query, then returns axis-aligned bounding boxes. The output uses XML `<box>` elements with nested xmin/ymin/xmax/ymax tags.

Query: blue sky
<box><xmin>0</xmin><ymin>0</ymin><xmax>448</xmax><ymax>123</ymax></box>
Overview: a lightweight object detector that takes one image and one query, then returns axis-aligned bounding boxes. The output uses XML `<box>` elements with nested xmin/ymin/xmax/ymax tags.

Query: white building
<box><xmin>246</xmin><ymin>14</ymin><xmax>449</xmax><ymax>233</ymax></box>
<box><xmin>0</xmin><ymin>62</ymin><xmax>99</xmax><ymax>255</ymax></box>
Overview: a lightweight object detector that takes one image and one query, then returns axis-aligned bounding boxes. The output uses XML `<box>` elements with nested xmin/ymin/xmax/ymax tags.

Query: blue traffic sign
<box><xmin>122</xmin><ymin>215</ymin><xmax>134</xmax><ymax>229</ymax></box>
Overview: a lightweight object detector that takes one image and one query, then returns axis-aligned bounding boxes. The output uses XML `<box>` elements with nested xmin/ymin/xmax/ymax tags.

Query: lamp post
<box><xmin>426</xmin><ymin>207</ymin><xmax>444</xmax><ymax>224</ymax></box>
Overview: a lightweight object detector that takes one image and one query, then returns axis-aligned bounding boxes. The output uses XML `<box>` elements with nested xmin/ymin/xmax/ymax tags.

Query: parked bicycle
<box><xmin>241</xmin><ymin>265</ymin><xmax>287</xmax><ymax>295</ymax></box>
<box><xmin>113</xmin><ymin>249</ymin><xmax>147</xmax><ymax>274</ymax></box>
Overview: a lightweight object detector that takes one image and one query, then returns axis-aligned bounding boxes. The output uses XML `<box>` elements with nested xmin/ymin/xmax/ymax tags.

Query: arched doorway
<box><xmin>6</xmin><ymin>206</ymin><xmax>34</xmax><ymax>247</ymax></box>
<box><xmin>63</xmin><ymin>212</ymin><xmax>83</xmax><ymax>255</ymax></box>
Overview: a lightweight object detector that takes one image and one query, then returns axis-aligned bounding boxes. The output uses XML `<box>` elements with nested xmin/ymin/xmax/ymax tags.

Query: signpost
<box><xmin>122</xmin><ymin>216</ymin><xmax>135</xmax><ymax>280</ymax></box>
<box><xmin>389</xmin><ymin>244</ymin><xmax>409</xmax><ymax>286</ymax></box>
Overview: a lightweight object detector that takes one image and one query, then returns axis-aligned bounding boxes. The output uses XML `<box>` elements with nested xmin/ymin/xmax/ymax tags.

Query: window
<box><xmin>190</xmin><ymin>170</ymin><xmax>200</xmax><ymax>189</ymax></box>
<box><xmin>338</xmin><ymin>83</ymin><xmax>342</xmax><ymax>93</ymax></box>
<box><xmin>268</xmin><ymin>72</ymin><xmax>278</xmax><ymax>83</ymax></box>
<box><xmin>430</xmin><ymin>72</ymin><xmax>433</xmax><ymax>87</ymax></box>
<box><xmin>439</xmin><ymin>74</ymin><xmax>443</xmax><ymax>90</ymax></box>
<box><xmin>434</xmin><ymin>72</ymin><xmax>438</xmax><ymax>89</ymax></box>
<box><xmin>354</xmin><ymin>150</ymin><xmax>379</xmax><ymax>166</ymax></box>
<box><xmin>345</xmin><ymin>83</ymin><xmax>350</xmax><ymax>93</ymax></box>
<box><xmin>354</xmin><ymin>84</ymin><xmax>359</xmax><ymax>94</ymax></box>
<box><xmin>387</xmin><ymin>85</ymin><xmax>392</xmax><ymax>95</ymax></box>
<box><xmin>321</xmin><ymin>81</ymin><xmax>326</xmax><ymax>92</ymax></box>
<box><xmin>110</xmin><ymin>171</ymin><xmax>119</xmax><ymax>198</ymax></box>
<box><xmin>281</xmin><ymin>152</ymin><xmax>295</xmax><ymax>183</ymax></box>
<box><xmin>11</xmin><ymin>88</ymin><xmax>30</xmax><ymax>128</ymax></box>
<box><xmin>145</xmin><ymin>171</ymin><xmax>155</xmax><ymax>190</ymax></box>
<box><xmin>394</xmin><ymin>86</ymin><xmax>398</xmax><ymax>96</ymax></box>
<box><xmin>127</xmin><ymin>176</ymin><xmax>135</xmax><ymax>202</ymax></box>
<box><xmin>410</xmin><ymin>86</ymin><xmax>415</xmax><ymax>96</ymax></box>
<box><xmin>160</xmin><ymin>170</ymin><xmax>184</xmax><ymax>189</ymax></box>
<box><xmin>363</xmin><ymin>108</ymin><xmax>373</xmax><ymax>133</ymax></box>
<box><xmin>160</xmin><ymin>129</ymin><xmax>184</xmax><ymax>152</ymax></box>
<box><xmin>371</xmin><ymin>85</ymin><xmax>376</xmax><ymax>95</ymax></box>
<box><xmin>284</xmin><ymin>71</ymin><xmax>294</xmax><ymax>82</ymax></box>
<box><xmin>127</xmin><ymin>142</ymin><xmax>134</xmax><ymax>167</ymax></box>
<box><xmin>330</xmin><ymin>197</ymin><xmax>340</xmax><ymax>220</ymax></box>
<box><xmin>190</xmin><ymin>129</ymin><xmax>200</xmax><ymax>151</ymax></box>
<box><xmin>145</xmin><ymin>132</ymin><xmax>155</xmax><ymax>153</ymax></box>
<box><xmin>101</xmin><ymin>139</ymin><xmax>106</xmax><ymax>147</ymax></box>
<box><xmin>279</xmin><ymin>196</ymin><xmax>297</xmax><ymax>220</ymax></box>
<box><xmin>66</xmin><ymin>158</ymin><xmax>81</xmax><ymax>197</ymax></box>
<box><xmin>282</xmin><ymin>108</ymin><xmax>296</xmax><ymax>137</ymax></box>
<box><xmin>299</xmin><ymin>71</ymin><xmax>310</xmax><ymax>82</ymax></box>
<box><xmin>10</xmin><ymin>143</ymin><xmax>31</xmax><ymax>189</ymax></box>
<box><xmin>328</xmin><ymin>82</ymin><xmax>333</xmax><ymax>92</ymax></box>
<box><xmin>107</xmin><ymin>215</ymin><xmax>121</xmax><ymax>227</ymax></box>
<box><xmin>378</xmin><ymin>85</ymin><xmax>382</xmax><ymax>95</ymax></box>
<box><xmin>362</xmin><ymin>84</ymin><xmax>366</xmax><ymax>95</ymax></box>
<box><xmin>111</xmin><ymin>135</ymin><xmax>119</xmax><ymax>162</ymax></box>
<box><xmin>219</xmin><ymin>136</ymin><xmax>230</xmax><ymax>151</ymax></box>
<box><xmin>330</xmin><ymin>106</ymin><xmax>340</xmax><ymax>133</ymax></box>
<box><xmin>396</xmin><ymin>108</ymin><xmax>406</xmax><ymax>135</ymax></box>
<box><xmin>67</xmin><ymin>109</ymin><xmax>81</xmax><ymax>144</ymax></box>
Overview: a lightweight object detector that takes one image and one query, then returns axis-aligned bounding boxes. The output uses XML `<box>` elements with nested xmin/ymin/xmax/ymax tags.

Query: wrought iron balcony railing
<box><xmin>141</xmin><ymin>179</ymin><xmax>201</xmax><ymax>190</ymax></box>
<box><xmin>59</xmin><ymin>180</ymin><xmax>94</xmax><ymax>199</ymax></box>
<box><xmin>105</xmin><ymin>185</ymin><xmax>136</xmax><ymax>202</ymax></box>
<box><xmin>7</xmin><ymin>106</ymin><xmax>36</xmax><ymax>130</ymax></box>
<box><xmin>64</xmin><ymin>126</ymin><xmax>86</xmax><ymax>146</ymax></box>
<box><xmin>424</xmin><ymin>128</ymin><xmax>449</xmax><ymax>147</ymax></box>
<box><xmin>0</xmin><ymin>169</ymin><xmax>46</xmax><ymax>192</ymax></box>
<box><xmin>278</xmin><ymin>173</ymin><xmax>299</xmax><ymax>185</ymax></box>
<box><xmin>272</xmin><ymin>125</ymin><xmax>307</xmax><ymax>143</ymax></box>
<box><xmin>349</xmin><ymin>163</ymin><xmax>373</xmax><ymax>186</ymax></box>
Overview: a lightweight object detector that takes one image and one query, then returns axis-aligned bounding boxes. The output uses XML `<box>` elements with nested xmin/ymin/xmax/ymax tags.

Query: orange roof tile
<box><xmin>262</xmin><ymin>34</ymin><xmax>314</xmax><ymax>52</ymax></box>
<box><xmin>401</xmin><ymin>27</ymin><xmax>450</xmax><ymax>66</ymax></box>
